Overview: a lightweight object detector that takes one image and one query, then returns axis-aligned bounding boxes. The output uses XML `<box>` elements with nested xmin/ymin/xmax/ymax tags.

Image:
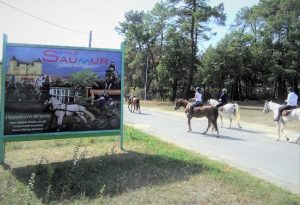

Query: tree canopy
<box><xmin>117</xmin><ymin>0</ymin><xmax>300</xmax><ymax>102</ymax></box>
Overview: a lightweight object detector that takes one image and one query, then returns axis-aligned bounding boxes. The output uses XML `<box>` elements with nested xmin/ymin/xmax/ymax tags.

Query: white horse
<box><xmin>263</xmin><ymin>100</ymin><xmax>300</xmax><ymax>141</ymax></box>
<box><xmin>208</xmin><ymin>99</ymin><xmax>241</xmax><ymax>129</ymax></box>
<box><xmin>45</xmin><ymin>97</ymin><xmax>95</xmax><ymax>131</ymax></box>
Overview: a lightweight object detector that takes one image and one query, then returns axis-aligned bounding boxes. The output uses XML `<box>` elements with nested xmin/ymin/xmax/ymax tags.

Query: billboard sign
<box><xmin>0</xmin><ymin>35</ymin><xmax>124</xmax><ymax>162</ymax></box>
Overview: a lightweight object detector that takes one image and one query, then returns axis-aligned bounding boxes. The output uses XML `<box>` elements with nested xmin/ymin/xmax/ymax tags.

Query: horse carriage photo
<box><xmin>43</xmin><ymin>87</ymin><xmax>121</xmax><ymax>132</ymax></box>
<box><xmin>4</xmin><ymin>79</ymin><xmax>121</xmax><ymax>133</ymax></box>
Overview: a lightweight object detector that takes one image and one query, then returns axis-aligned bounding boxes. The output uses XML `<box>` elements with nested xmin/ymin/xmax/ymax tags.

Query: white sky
<box><xmin>0</xmin><ymin>0</ymin><xmax>259</xmax><ymax>60</ymax></box>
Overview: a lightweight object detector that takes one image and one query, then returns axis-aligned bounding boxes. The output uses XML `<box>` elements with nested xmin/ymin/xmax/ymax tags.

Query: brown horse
<box><xmin>125</xmin><ymin>95</ymin><xmax>141</xmax><ymax>113</ymax></box>
<box><xmin>174</xmin><ymin>98</ymin><xmax>219</xmax><ymax>137</ymax></box>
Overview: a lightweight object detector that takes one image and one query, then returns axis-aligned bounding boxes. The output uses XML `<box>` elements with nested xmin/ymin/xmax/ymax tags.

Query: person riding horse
<box><xmin>188</xmin><ymin>87</ymin><xmax>203</xmax><ymax>117</ymax></box>
<box><xmin>94</xmin><ymin>91</ymin><xmax>109</xmax><ymax>111</ymax></box>
<box><xmin>105</xmin><ymin>61</ymin><xmax>116</xmax><ymax>90</ymax></box>
<box><xmin>216</xmin><ymin>88</ymin><xmax>228</xmax><ymax>109</ymax></box>
<box><xmin>274</xmin><ymin>87</ymin><xmax>298</xmax><ymax>121</ymax></box>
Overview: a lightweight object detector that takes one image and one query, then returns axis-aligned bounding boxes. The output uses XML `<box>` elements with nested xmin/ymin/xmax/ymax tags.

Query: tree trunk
<box><xmin>171</xmin><ymin>77</ymin><xmax>178</xmax><ymax>101</ymax></box>
<box><xmin>277</xmin><ymin>75</ymin><xmax>285</xmax><ymax>103</ymax></box>
<box><xmin>293</xmin><ymin>76</ymin><xmax>299</xmax><ymax>96</ymax></box>
<box><xmin>184</xmin><ymin>0</ymin><xmax>196</xmax><ymax>99</ymax></box>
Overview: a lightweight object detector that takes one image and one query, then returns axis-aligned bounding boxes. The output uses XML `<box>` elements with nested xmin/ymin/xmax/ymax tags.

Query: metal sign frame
<box><xmin>0</xmin><ymin>34</ymin><xmax>124</xmax><ymax>163</ymax></box>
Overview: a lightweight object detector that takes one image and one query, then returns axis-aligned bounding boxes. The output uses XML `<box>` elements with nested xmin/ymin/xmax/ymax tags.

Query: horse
<box><xmin>174</xmin><ymin>98</ymin><xmax>219</xmax><ymax>137</ymax></box>
<box><xmin>208</xmin><ymin>99</ymin><xmax>241</xmax><ymax>129</ymax></box>
<box><xmin>125</xmin><ymin>95</ymin><xmax>141</xmax><ymax>113</ymax></box>
<box><xmin>263</xmin><ymin>100</ymin><xmax>300</xmax><ymax>141</ymax></box>
<box><xmin>44</xmin><ymin>96</ymin><xmax>95</xmax><ymax>131</ymax></box>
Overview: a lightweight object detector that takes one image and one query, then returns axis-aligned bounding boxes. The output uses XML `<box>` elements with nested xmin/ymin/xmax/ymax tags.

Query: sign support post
<box><xmin>0</xmin><ymin>138</ymin><xmax>4</xmax><ymax>164</ymax></box>
<box><xmin>0</xmin><ymin>34</ymin><xmax>7</xmax><ymax>164</ymax></box>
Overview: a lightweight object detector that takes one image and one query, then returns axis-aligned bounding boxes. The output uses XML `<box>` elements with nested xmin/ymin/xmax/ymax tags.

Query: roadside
<box><xmin>2</xmin><ymin>128</ymin><xmax>299</xmax><ymax>204</ymax></box>
<box><xmin>124</xmin><ymin>104</ymin><xmax>300</xmax><ymax>194</ymax></box>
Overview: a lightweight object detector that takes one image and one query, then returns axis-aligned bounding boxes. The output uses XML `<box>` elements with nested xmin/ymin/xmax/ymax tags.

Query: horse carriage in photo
<box><xmin>86</xmin><ymin>89</ymin><xmax>121</xmax><ymax>129</ymax></box>
<box><xmin>43</xmin><ymin>87</ymin><xmax>121</xmax><ymax>131</ymax></box>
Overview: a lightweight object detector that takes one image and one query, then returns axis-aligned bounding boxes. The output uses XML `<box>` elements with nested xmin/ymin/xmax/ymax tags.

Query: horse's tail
<box><xmin>212</xmin><ymin>106</ymin><xmax>219</xmax><ymax>122</ymax></box>
<box><xmin>136</xmin><ymin>99</ymin><xmax>140</xmax><ymax>110</ymax></box>
<box><xmin>84</xmin><ymin>110</ymin><xmax>95</xmax><ymax>122</ymax></box>
<box><xmin>233</xmin><ymin>103</ymin><xmax>240</xmax><ymax>121</ymax></box>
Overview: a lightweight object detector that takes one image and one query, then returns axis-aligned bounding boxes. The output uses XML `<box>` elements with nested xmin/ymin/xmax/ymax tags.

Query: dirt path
<box><xmin>124</xmin><ymin>105</ymin><xmax>300</xmax><ymax>195</ymax></box>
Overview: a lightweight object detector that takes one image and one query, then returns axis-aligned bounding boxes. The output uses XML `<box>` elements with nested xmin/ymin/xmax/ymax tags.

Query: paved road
<box><xmin>124</xmin><ymin>106</ymin><xmax>300</xmax><ymax>194</ymax></box>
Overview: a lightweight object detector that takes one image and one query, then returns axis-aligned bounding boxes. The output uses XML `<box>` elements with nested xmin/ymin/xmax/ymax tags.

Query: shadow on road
<box><xmin>190</xmin><ymin>131</ymin><xmax>247</xmax><ymax>141</ymax></box>
<box><xmin>127</xmin><ymin>112</ymin><xmax>152</xmax><ymax>116</ymax></box>
<box><xmin>229</xmin><ymin>127</ymin><xmax>265</xmax><ymax>134</ymax></box>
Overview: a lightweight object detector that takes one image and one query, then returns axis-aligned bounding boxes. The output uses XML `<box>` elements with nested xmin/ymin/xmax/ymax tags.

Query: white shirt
<box><xmin>286</xmin><ymin>92</ymin><xmax>298</xmax><ymax>106</ymax></box>
<box><xmin>195</xmin><ymin>92</ymin><xmax>202</xmax><ymax>102</ymax></box>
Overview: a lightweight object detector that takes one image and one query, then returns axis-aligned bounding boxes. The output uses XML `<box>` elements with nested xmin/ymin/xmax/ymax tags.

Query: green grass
<box><xmin>0</xmin><ymin>127</ymin><xmax>299</xmax><ymax>204</ymax></box>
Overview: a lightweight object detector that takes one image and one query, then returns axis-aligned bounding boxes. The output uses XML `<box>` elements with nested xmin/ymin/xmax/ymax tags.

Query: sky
<box><xmin>0</xmin><ymin>0</ymin><xmax>259</xmax><ymax>60</ymax></box>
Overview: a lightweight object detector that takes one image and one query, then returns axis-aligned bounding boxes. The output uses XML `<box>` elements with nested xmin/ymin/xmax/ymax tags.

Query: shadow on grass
<box><xmin>11</xmin><ymin>151</ymin><xmax>207</xmax><ymax>203</ymax></box>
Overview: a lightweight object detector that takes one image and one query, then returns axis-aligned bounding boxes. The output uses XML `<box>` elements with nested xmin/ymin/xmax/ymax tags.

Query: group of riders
<box><xmin>189</xmin><ymin>86</ymin><xmax>299</xmax><ymax>120</ymax></box>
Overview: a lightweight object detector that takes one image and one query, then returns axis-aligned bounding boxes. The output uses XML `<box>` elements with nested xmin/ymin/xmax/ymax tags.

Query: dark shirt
<box><xmin>219</xmin><ymin>93</ymin><xmax>228</xmax><ymax>104</ymax></box>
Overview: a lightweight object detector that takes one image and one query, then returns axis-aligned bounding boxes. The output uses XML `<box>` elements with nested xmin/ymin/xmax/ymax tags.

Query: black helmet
<box><xmin>195</xmin><ymin>87</ymin><xmax>200</xmax><ymax>91</ymax></box>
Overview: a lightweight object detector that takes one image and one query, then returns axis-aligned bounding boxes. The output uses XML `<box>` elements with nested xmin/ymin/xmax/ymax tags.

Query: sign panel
<box><xmin>2</xmin><ymin>43</ymin><xmax>122</xmax><ymax>135</ymax></box>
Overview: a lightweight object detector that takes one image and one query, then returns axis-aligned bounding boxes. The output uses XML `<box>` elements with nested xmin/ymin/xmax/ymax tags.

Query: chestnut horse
<box><xmin>125</xmin><ymin>95</ymin><xmax>141</xmax><ymax>113</ymax></box>
<box><xmin>174</xmin><ymin>98</ymin><xmax>219</xmax><ymax>137</ymax></box>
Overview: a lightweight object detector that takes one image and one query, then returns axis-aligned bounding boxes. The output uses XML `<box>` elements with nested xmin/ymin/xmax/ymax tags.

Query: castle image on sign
<box><xmin>6</xmin><ymin>56</ymin><xmax>43</xmax><ymax>84</ymax></box>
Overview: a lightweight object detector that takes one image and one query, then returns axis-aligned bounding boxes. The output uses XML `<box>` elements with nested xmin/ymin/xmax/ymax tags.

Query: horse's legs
<box><xmin>56</xmin><ymin>116</ymin><xmax>63</xmax><ymax>132</ymax></box>
<box><xmin>212</xmin><ymin>120</ymin><xmax>219</xmax><ymax>137</ymax></box>
<box><xmin>137</xmin><ymin>102</ymin><xmax>141</xmax><ymax>114</ymax></box>
<box><xmin>128</xmin><ymin>103</ymin><xmax>131</xmax><ymax>112</ymax></box>
<box><xmin>280</xmin><ymin>119</ymin><xmax>289</xmax><ymax>141</ymax></box>
<box><xmin>78</xmin><ymin>115</ymin><xmax>87</xmax><ymax>124</ymax></box>
<box><xmin>107</xmin><ymin>82</ymin><xmax>112</xmax><ymax>90</ymax></box>
<box><xmin>47</xmin><ymin>113</ymin><xmax>55</xmax><ymax>130</ymax></box>
<box><xmin>220</xmin><ymin>114</ymin><xmax>224</xmax><ymax>128</ymax></box>
<box><xmin>187</xmin><ymin>117</ymin><xmax>192</xmax><ymax>132</ymax></box>
<box><xmin>228</xmin><ymin>117</ymin><xmax>232</xmax><ymax>129</ymax></box>
<box><xmin>203</xmin><ymin>120</ymin><xmax>211</xmax><ymax>134</ymax></box>
<box><xmin>276</xmin><ymin>121</ymin><xmax>281</xmax><ymax>141</ymax></box>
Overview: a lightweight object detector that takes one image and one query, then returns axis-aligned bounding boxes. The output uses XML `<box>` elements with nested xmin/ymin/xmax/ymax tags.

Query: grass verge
<box><xmin>0</xmin><ymin>126</ymin><xmax>299</xmax><ymax>204</ymax></box>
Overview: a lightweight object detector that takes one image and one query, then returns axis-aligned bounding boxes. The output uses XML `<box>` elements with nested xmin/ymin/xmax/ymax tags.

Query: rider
<box><xmin>105</xmin><ymin>61</ymin><xmax>116</xmax><ymax>90</ymax></box>
<box><xmin>275</xmin><ymin>87</ymin><xmax>298</xmax><ymax>121</ymax></box>
<box><xmin>216</xmin><ymin>88</ymin><xmax>228</xmax><ymax>109</ymax></box>
<box><xmin>94</xmin><ymin>91</ymin><xmax>109</xmax><ymax>111</ymax></box>
<box><xmin>188</xmin><ymin>87</ymin><xmax>203</xmax><ymax>117</ymax></box>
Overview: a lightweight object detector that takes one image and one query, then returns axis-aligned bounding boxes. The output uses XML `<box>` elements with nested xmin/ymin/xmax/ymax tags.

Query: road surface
<box><xmin>124</xmin><ymin>106</ymin><xmax>300</xmax><ymax>194</ymax></box>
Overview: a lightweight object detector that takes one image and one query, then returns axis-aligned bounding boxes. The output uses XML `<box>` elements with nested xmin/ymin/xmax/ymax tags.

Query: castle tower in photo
<box><xmin>6</xmin><ymin>56</ymin><xmax>43</xmax><ymax>84</ymax></box>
